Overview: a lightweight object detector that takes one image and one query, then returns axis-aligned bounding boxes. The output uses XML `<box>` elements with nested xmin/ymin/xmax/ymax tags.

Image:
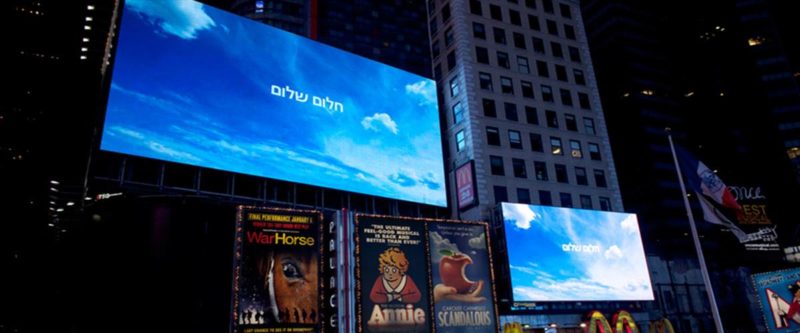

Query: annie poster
<box><xmin>429</xmin><ymin>222</ymin><xmax>497</xmax><ymax>333</ymax></box>
<box><xmin>752</xmin><ymin>267</ymin><xmax>800</xmax><ymax>332</ymax></box>
<box><xmin>232</xmin><ymin>206</ymin><xmax>323</xmax><ymax>333</ymax></box>
<box><xmin>355</xmin><ymin>216</ymin><xmax>432</xmax><ymax>333</ymax></box>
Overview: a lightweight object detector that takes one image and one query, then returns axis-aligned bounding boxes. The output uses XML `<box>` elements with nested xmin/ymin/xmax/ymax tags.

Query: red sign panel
<box><xmin>456</xmin><ymin>161</ymin><xmax>477</xmax><ymax>210</ymax></box>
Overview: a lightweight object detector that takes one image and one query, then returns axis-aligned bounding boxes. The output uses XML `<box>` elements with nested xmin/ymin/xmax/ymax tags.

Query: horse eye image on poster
<box><xmin>232</xmin><ymin>207</ymin><xmax>322</xmax><ymax>332</ymax></box>
<box><xmin>100</xmin><ymin>0</ymin><xmax>446</xmax><ymax>207</ymax></box>
<box><xmin>501</xmin><ymin>203</ymin><xmax>654</xmax><ymax>302</ymax></box>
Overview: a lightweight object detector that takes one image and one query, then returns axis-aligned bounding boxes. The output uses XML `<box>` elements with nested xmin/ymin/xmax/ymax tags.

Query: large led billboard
<box><xmin>100</xmin><ymin>0</ymin><xmax>446</xmax><ymax>206</ymax></box>
<box><xmin>501</xmin><ymin>203</ymin><xmax>654</xmax><ymax>301</ymax></box>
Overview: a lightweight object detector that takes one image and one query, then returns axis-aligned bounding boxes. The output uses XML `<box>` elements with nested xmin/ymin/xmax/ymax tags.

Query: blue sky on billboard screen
<box><xmin>502</xmin><ymin>203</ymin><xmax>654</xmax><ymax>301</ymax></box>
<box><xmin>100</xmin><ymin>0</ymin><xmax>446</xmax><ymax>206</ymax></box>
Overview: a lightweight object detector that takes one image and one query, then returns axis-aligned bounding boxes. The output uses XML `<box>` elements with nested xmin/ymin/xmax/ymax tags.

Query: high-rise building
<box><xmin>429</xmin><ymin>0</ymin><xmax>622</xmax><ymax>221</ymax></box>
<box><xmin>428</xmin><ymin>0</ymin><xmax>632</xmax><ymax>326</ymax></box>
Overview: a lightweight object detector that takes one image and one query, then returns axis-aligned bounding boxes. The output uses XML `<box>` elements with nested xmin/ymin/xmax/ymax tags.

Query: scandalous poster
<box><xmin>355</xmin><ymin>216</ymin><xmax>432</xmax><ymax>333</ymax></box>
<box><xmin>232</xmin><ymin>206</ymin><xmax>322</xmax><ymax>333</ymax></box>
<box><xmin>429</xmin><ymin>222</ymin><xmax>498</xmax><ymax>333</ymax></box>
<box><xmin>752</xmin><ymin>267</ymin><xmax>800</xmax><ymax>332</ymax></box>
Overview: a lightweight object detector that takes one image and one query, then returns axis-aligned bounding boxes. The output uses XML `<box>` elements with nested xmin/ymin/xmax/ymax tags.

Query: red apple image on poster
<box><xmin>438</xmin><ymin>249</ymin><xmax>480</xmax><ymax>294</ymax></box>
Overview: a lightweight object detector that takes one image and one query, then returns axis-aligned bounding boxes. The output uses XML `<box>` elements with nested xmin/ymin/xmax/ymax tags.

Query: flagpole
<box><xmin>666</xmin><ymin>128</ymin><xmax>725</xmax><ymax>333</ymax></box>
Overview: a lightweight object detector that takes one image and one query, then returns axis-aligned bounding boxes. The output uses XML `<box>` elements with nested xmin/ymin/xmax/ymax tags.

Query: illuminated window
<box><xmin>449</xmin><ymin>76</ymin><xmax>461</xmax><ymax>97</ymax></box>
<box><xmin>641</xmin><ymin>89</ymin><xmax>654</xmax><ymax>96</ymax></box>
<box><xmin>570</xmin><ymin>140</ymin><xmax>582</xmax><ymax>158</ymax></box>
<box><xmin>452</xmin><ymin>102</ymin><xmax>465</xmax><ymax>124</ymax></box>
<box><xmin>583</xmin><ymin>117</ymin><xmax>596</xmax><ymax>135</ymax></box>
<box><xmin>588</xmin><ymin>143</ymin><xmax>601</xmax><ymax>160</ymax></box>
<box><xmin>550</xmin><ymin>137</ymin><xmax>563</xmax><ymax>155</ymax></box>
<box><xmin>509</xmin><ymin>130</ymin><xmax>522</xmax><ymax>149</ymax></box>
<box><xmin>456</xmin><ymin>130</ymin><xmax>466</xmax><ymax>151</ymax></box>
<box><xmin>500</xmin><ymin>76</ymin><xmax>513</xmax><ymax>94</ymax></box>
<box><xmin>747</xmin><ymin>36</ymin><xmax>765</xmax><ymax>46</ymax></box>
<box><xmin>517</xmin><ymin>56</ymin><xmax>530</xmax><ymax>73</ymax></box>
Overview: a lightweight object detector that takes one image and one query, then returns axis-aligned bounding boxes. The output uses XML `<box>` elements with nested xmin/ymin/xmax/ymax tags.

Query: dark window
<box><xmin>428</xmin><ymin>0</ymin><xmax>436</xmax><ymax>17</ymax></box>
<box><xmin>490</xmin><ymin>4</ymin><xmax>502</xmax><ymax>20</ymax></box>
<box><xmin>517</xmin><ymin>56</ymin><xmax>530</xmax><ymax>73</ymax></box>
<box><xmin>530</xmin><ymin>133</ymin><xmax>543</xmax><ymax>152</ymax></box>
<box><xmin>490</xmin><ymin>155</ymin><xmax>504</xmax><ymax>175</ymax></box>
<box><xmin>430</xmin><ymin>16</ymin><xmax>438</xmax><ymax>34</ymax></box>
<box><xmin>569</xmin><ymin>46</ymin><xmax>581</xmax><ymax>62</ymax></box>
<box><xmin>594</xmin><ymin>169</ymin><xmax>607</xmax><ymax>187</ymax></box>
<box><xmin>536</xmin><ymin>60</ymin><xmax>549</xmax><ymax>77</ymax></box>
<box><xmin>546</xmin><ymin>19</ymin><xmax>558</xmax><ymax>36</ymax></box>
<box><xmin>479</xmin><ymin>72</ymin><xmax>493</xmax><ymax>91</ymax></box>
<box><xmin>450</xmin><ymin>76</ymin><xmax>461</xmax><ymax>97</ymax></box>
<box><xmin>517</xmin><ymin>188</ymin><xmax>531</xmax><ymax>204</ymax></box>
<box><xmin>504</xmin><ymin>102</ymin><xmax>518</xmax><ymax>121</ymax></box>
<box><xmin>442</xmin><ymin>3</ymin><xmax>451</xmax><ymax>21</ymax></box>
<box><xmin>551</xmin><ymin>42</ymin><xmax>563</xmax><ymax>58</ymax></box>
<box><xmin>539</xmin><ymin>190</ymin><xmax>552</xmax><ymax>205</ymax></box>
<box><xmin>570</xmin><ymin>140</ymin><xmax>582</xmax><ymax>158</ymax></box>
<box><xmin>483</xmin><ymin>98</ymin><xmax>497</xmax><ymax>117</ymax></box>
<box><xmin>493</xmin><ymin>27</ymin><xmax>507</xmax><ymax>44</ymax></box>
<box><xmin>509</xmin><ymin>9</ymin><xmax>522</xmax><ymax>25</ymax></box>
<box><xmin>532</xmin><ymin>37</ymin><xmax>545</xmax><ymax>53</ymax></box>
<box><xmin>555</xmin><ymin>164</ymin><xmax>568</xmax><ymax>183</ymax></box>
<box><xmin>580</xmin><ymin>195</ymin><xmax>592</xmax><ymax>209</ymax></box>
<box><xmin>500</xmin><ymin>76</ymin><xmax>514</xmax><ymax>94</ymax></box>
<box><xmin>560</xmin><ymin>88</ymin><xmax>573</xmax><ymax>106</ymax></box>
<box><xmin>525</xmin><ymin>106</ymin><xmax>539</xmax><ymax>125</ymax></box>
<box><xmin>575</xmin><ymin>167</ymin><xmax>588</xmax><ymax>185</ymax></box>
<box><xmin>447</xmin><ymin>50</ymin><xmax>456</xmax><ymax>71</ymax></box>
<box><xmin>487</xmin><ymin>127</ymin><xmax>501</xmax><ymax>146</ymax></box>
<box><xmin>546</xmin><ymin>110</ymin><xmax>558</xmax><ymax>128</ymax></box>
<box><xmin>565</xmin><ymin>114</ymin><xmax>577</xmax><ymax>131</ymax></box>
<box><xmin>542</xmin><ymin>85</ymin><xmax>554</xmax><ymax>102</ymax></box>
<box><xmin>456</xmin><ymin>130</ymin><xmax>466</xmax><ymax>151</ymax></box>
<box><xmin>432</xmin><ymin>40</ymin><xmax>440</xmax><ymax>59</ymax></box>
<box><xmin>528</xmin><ymin>14</ymin><xmax>540</xmax><ymax>30</ymax></box>
<box><xmin>534</xmin><ymin>161</ymin><xmax>548</xmax><ymax>181</ymax></box>
<box><xmin>564</xmin><ymin>24</ymin><xmax>576</xmax><ymax>40</ymax></box>
<box><xmin>473</xmin><ymin>22</ymin><xmax>486</xmax><ymax>39</ymax></box>
<box><xmin>497</xmin><ymin>51</ymin><xmax>510</xmax><ymax>69</ymax></box>
<box><xmin>573</xmin><ymin>69</ymin><xmax>586</xmax><ymax>85</ymax></box>
<box><xmin>578</xmin><ymin>92</ymin><xmax>591</xmax><ymax>109</ymax></box>
<box><xmin>583</xmin><ymin>117</ymin><xmax>596</xmax><ymax>135</ymax></box>
<box><xmin>445</xmin><ymin>28</ymin><xmax>454</xmax><ymax>46</ymax></box>
<box><xmin>509</xmin><ymin>130</ymin><xmax>523</xmax><ymax>149</ymax></box>
<box><xmin>512</xmin><ymin>158</ymin><xmax>527</xmax><ymax>177</ymax></box>
<box><xmin>560</xmin><ymin>192</ymin><xmax>573</xmax><ymax>207</ymax></box>
<box><xmin>521</xmin><ymin>81</ymin><xmax>535</xmax><ymax>99</ymax></box>
<box><xmin>560</xmin><ymin>3</ymin><xmax>572</xmax><ymax>18</ymax></box>
<box><xmin>588</xmin><ymin>143</ymin><xmax>601</xmax><ymax>160</ymax></box>
<box><xmin>434</xmin><ymin>64</ymin><xmax>442</xmax><ymax>80</ymax></box>
<box><xmin>599</xmin><ymin>197</ymin><xmax>612</xmax><ymax>211</ymax></box>
<box><xmin>550</xmin><ymin>137</ymin><xmax>563</xmax><ymax>155</ymax></box>
<box><xmin>476</xmin><ymin>47</ymin><xmax>489</xmax><ymax>64</ymax></box>
<box><xmin>555</xmin><ymin>64</ymin><xmax>568</xmax><ymax>81</ymax></box>
<box><xmin>513</xmin><ymin>32</ymin><xmax>526</xmax><ymax>49</ymax></box>
<box><xmin>494</xmin><ymin>185</ymin><xmax>508</xmax><ymax>203</ymax></box>
<box><xmin>452</xmin><ymin>102</ymin><xmax>465</xmax><ymax>124</ymax></box>
<box><xmin>525</xmin><ymin>0</ymin><xmax>537</xmax><ymax>9</ymax></box>
<box><xmin>542</xmin><ymin>0</ymin><xmax>554</xmax><ymax>13</ymax></box>
<box><xmin>470</xmin><ymin>0</ymin><xmax>483</xmax><ymax>15</ymax></box>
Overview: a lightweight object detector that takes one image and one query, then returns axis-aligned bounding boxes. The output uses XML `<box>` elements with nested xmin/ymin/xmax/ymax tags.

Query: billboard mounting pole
<box><xmin>666</xmin><ymin>128</ymin><xmax>725</xmax><ymax>333</ymax></box>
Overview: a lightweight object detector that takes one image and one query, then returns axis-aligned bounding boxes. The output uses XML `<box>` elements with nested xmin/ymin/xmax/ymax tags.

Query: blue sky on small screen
<box><xmin>502</xmin><ymin>203</ymin><xmax>654</xmax><ymax>301</ymax></box>
<box><xmin>101</xmin><ymin>0</ymin><xmax>446</xmax><ymax>206</ymax></box>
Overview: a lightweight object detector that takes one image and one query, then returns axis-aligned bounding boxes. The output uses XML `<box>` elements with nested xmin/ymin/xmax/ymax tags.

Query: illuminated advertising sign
<box><xmin>501</xmin><ymin>203</ymin><xmax>654</xmax><ymax>301</ymax></box>
<box><xmin>354</xmin><ymin>215</ymin><xmax>498</xmax><ymax>333</ymax></box>
<box><xmin>101</xmin><ymin>0</ymin><xmax>446</xmax><ymax>206</ymax></box>
<box><xmin>752</xmin><ymin>267</ymin><xmax>800</xmax><ymax>332</ymax></box>
<box><xmin>455</xmin><ymin>161</ymin><xmax>477</xmax><ymax>210</ymax></box>
<box><xmin>231</xmin><ymin>206</ymin><xmax>323</xmax><ymax>332</ymax></box>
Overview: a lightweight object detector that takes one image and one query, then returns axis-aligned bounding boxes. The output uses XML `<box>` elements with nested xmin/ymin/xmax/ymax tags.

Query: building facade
<box><xmin>429</xmin><ymin>0</ymin><xmax>622</xmax><ymax>222</ymax></box>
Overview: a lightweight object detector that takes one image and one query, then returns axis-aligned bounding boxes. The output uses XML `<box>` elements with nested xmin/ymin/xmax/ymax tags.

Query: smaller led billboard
<box><xmin>100</xmin><ymin>0</ymin><xmax>446</xmax><ymax>206</ymax></box>
<box><xmin>501</xmin><ymin>203</ymin><xmax>654</xmax><ymax>302</ymax></box>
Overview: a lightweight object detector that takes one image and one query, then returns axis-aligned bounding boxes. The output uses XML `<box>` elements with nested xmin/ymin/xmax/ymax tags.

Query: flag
<box><xmin>675</xmin><ymin>146</ymin><xmax>750</xmax><ymax>243</ymax></box>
